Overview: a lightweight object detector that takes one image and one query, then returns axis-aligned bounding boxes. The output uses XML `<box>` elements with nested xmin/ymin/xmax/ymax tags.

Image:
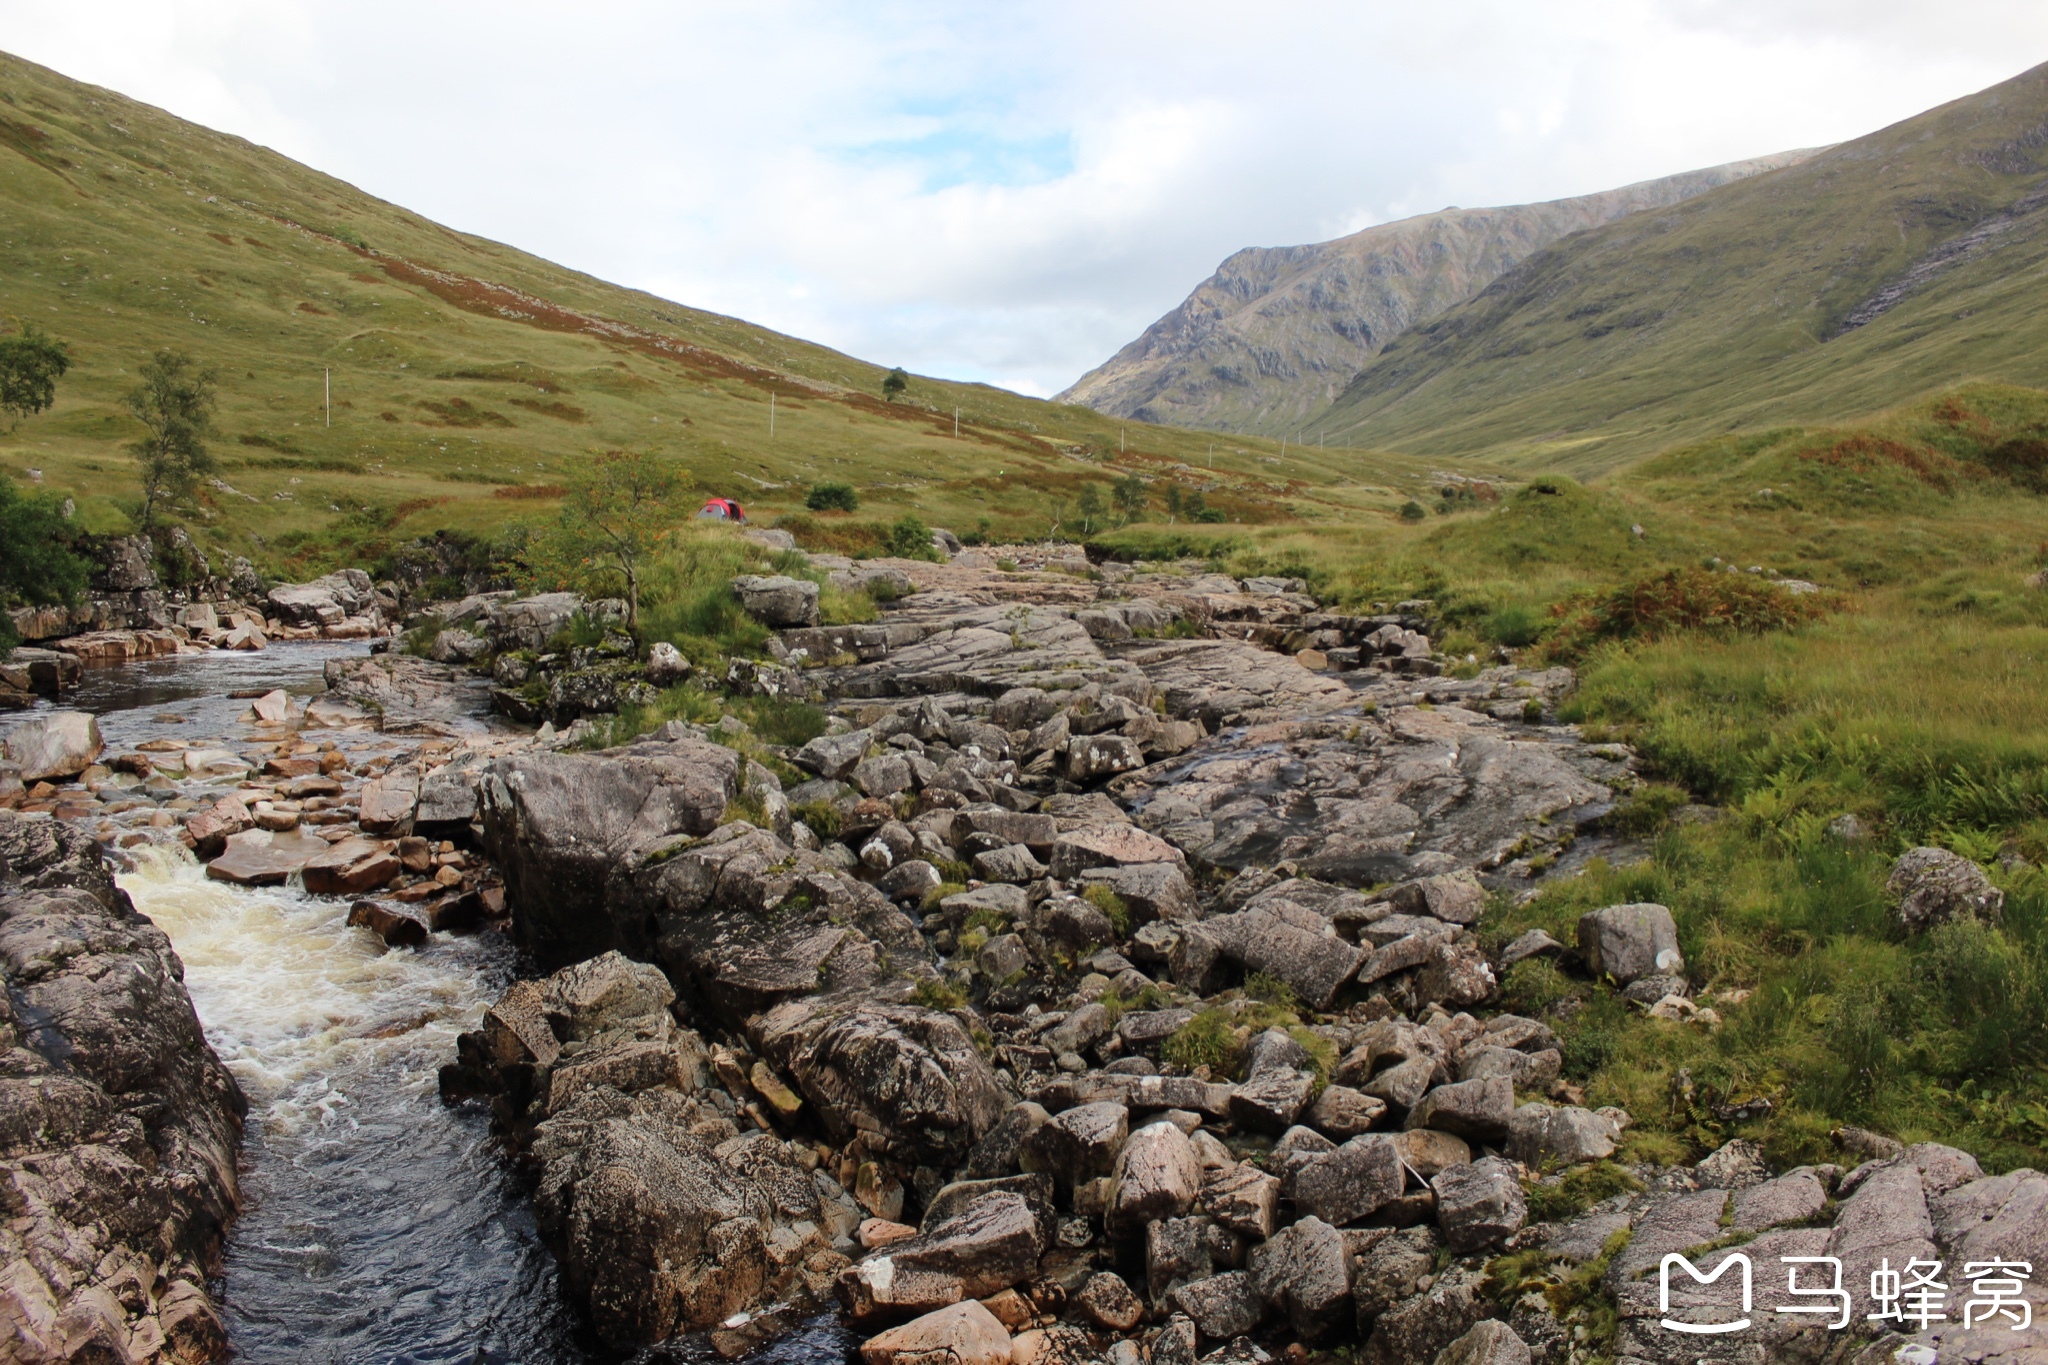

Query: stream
<box><xmin>4</xmin><ymin>645</ymin><xmax>861</xmax><ymax>1365</ymax></box>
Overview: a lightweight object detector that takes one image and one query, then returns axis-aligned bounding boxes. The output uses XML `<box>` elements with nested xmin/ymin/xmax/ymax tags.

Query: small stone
<box><xmin>1078</xmin><ymin>1272</ymin><xmax>1144</xmax><ymax>1331</ymax></box>
<box><xmin>1576</xmin><ymin>902</ymin><xmax>1684</xmax><ymax>984</ymax></box>
<box><xmin>1168</xmin><ymin>1269</ymin><xmax>1260</xmax><ymax>1340</ymax></box>
<box><xmin>1433</xmin><ymin>1319</ymin><xmax>1532</xmax><ymax>1365</ymax></box>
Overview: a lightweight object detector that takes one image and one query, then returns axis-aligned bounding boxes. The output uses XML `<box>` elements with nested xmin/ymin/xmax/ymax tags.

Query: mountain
<box><xmin>0</xmin><ymin>50</ymin><xmax>1446</xmax><ymax>575</ymax></box>
<box><xmin>1057</xmin><ymin>152</ymin><xmax>1815</xmax><ymax>436</ymax></box>
<box><xmin>1314</xmin><ymin>61</ymin><xmax>2048</xmax><ymax>475</ymax></box>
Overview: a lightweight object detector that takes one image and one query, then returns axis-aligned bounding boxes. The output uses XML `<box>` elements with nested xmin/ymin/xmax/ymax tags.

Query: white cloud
<box><xmin>0</xmin><ymin>1</ymin><xmax>2042</xmax><ymax>396</ymax></box>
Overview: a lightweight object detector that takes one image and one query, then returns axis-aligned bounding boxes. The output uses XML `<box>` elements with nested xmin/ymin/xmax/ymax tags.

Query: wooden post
<box><xmin>324</xmin><ymin>368</ymin><xmax>330</xmax><ymax>428</ymax></box>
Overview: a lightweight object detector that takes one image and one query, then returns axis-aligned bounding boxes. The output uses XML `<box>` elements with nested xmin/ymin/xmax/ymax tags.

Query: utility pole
<box><xmin>324</xmin><ymin>368</ymin><xmax>331</xmax><ymax>428</ymax></box>
<box><xmin>769</xmin><ymin>392</ymin><xmax>776</xmax><ymax>440</ymax></box>
<box><xmin>1120</xmin><ymin>426</ymin><xmax>1125</xmax><ymax>454</ymax></box>
<box><xmin>954</xmin><ymin>408</ymin><xmax>960</xmax><ymax>438</ymax></box>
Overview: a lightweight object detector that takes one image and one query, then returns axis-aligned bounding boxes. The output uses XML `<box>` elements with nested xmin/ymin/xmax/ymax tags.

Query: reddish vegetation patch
<box><xmin>350</xmin><ymin>272</ymin><xmax>381</xmax><ymax>284</ymax></box>
<box><xmin>492</xmin><ymin>484</ymin><xmax>565</xmax><ymax>500</ymax></box>
<box><xmin>1544</xmin><ymin>567</ymin><xmax>1837</xmax><ymax>660</ymax></box>
<box><xmin>416</xmin><ymin>398</ymin><xmax>512</xmax><ymax>428</ymax></box>
<box><xmin>243</xmin><ymin>237</ymin><xmax>270</xmax><ymax>250</ymax></box>
<box><xmin>208</xmin><ymin>232</ymin><xmax>234</xmax><ymax>246</ymax></box>
<box><xmin>390</xmin><ymin>497</ymin><xmax>454</xmax><ymax>521</ymax></box>
<box><xmin>507</xmin><ymin>397</ymin><xmax>587</xmax><ymax>423</ymax></box>
<box><xmin>296</xmin><ymin>302</ymin><xmax>328</xmax><ymax>315</ymax></box>
<box><xmin>1802</xmin><ymin>433</ymin><xmax>1957</xmax><ymax>488</ymax></box>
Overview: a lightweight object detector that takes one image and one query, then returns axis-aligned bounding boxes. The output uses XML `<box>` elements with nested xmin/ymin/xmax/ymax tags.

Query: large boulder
<box><xmin>1431</xmin><ymin>1158</ymin><xmax>1527</xmax><ymax>1253</ymax></box>
<box><xmin>860</xmin><ymin>1301</ymin><xmax>1012</xmax><ymax>1365</ymax></box>
<box><xmin>1575</xmin><ymin>903</ymin><xmax>1683</xmax><ymax>985</ymax></box>
<box><xmin>1107</xmin><ymin>1120</ymin><xmax>1202</xmax><ymax>1236</ymax></box>
<box><xmin>732</xmin><ymin>575</ymin><xmax>821</xmax><ymax>628</ymax></box>
<box><xmin>480</xmin><ymin>731</ymin><xmax>745</xmax><ymax>968</ymax></box>
<box><xmin>487</xmin><ymin>591</ymin><xmax>586</xmax><ymax>651</ymax></box>
<box><xmin>0</xmin><ymin>813</ymin><xmax>245</xmax><ymax>1365</ymax></box>
<box><xmin>754</xmin><ymin>1000</ymin><xmax>1009</xmax><ymax>1168</ymax></box>
<box><xmin>534</xmin><ymin>1118</ymin><xmax>771</xmax><ymax>1348</ymax></box>
<box><xmin>1888</xmin><ymin>846</ymin><xmax>2005</xmax><ymax>931</ymax></box>
<box><xmin>1248</xmin><ymin>1215</ymin><xmax>1352</xmax><ymax>1341</ymax></box>
<box><xmin>268</xmin><ymin>568</ymin><xmax>377</xmax><ymax>626</ymax></box>
<box><xmin>838</xmin><ymin>1191</ymin><xmax>1046</xmax><ymax>1319</ymax></box>
<box><xmin>2</xmin><ymin>710</ymin><xmax>103</xmax><ymax>782</ymax></box>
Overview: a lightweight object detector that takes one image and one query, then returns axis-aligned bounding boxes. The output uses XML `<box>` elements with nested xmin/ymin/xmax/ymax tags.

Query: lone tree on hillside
<box><xmin>0</xmin><ymin>475</ymin><xmax>89</xmax><ymax>651</ymax></box>
<box><xmin>0</xmin><ymin>324</ymin><xmax>71</xmax><ymax>430</ymax></box>
<box><xmin>1075</xmin><ymin>483</ymin><xmax>1106</xmax><ymax>534</ymax></box>
<box><xmin>544</xmin><ymin>448</ymin><xmax>684</xmax><ymax>627</ymax></box>
<box><xmin>881</xmin><ymin>367</ymin><xmax>908</xmax><ymax>402</ymax></box>
<box><xmin>806</xmin><ymin>482</ymin><xmax>860</xmax><ymax>512</ymax></box>
<box><xmin>1111</xmin><ymin>473</ymin><xmax>1148</xmax><ymax>526</ymax></box>
<box><xmin>127</xmin><ymin>350</ymin><xmax>217</xmax><ymax>530</ymax></box>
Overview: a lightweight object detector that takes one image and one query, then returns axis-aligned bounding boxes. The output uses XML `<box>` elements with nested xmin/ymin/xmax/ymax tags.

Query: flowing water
<box><xmin>10</xmin><ymin>646</ymin><xmax>856</xmax><ymax>1364</ymax></box>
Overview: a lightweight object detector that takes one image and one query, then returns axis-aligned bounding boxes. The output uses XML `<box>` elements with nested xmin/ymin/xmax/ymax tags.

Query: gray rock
<box><xmin>1431</xmin><ymin>1158</ymin><xmax>1527</xmax><ymax>1253</ymax></box>
<box><xmin>1350</xmin><ymin>1225</ymin><xmax>1441</xmax><ymax>1321</ymax></box>
<box><xmin>1078</xmin><ymin>1271</ymin><xmax>1145</xmax><ymax>1331</ymax></box>
<box><xmin>972</xmin><ymin>844</ymin><xmax>1047</xmax><ymax>884</ymax></box>
<box><xmin>853</xmin><ymin>753</ymin><xmax>915</xmax><ymax>798</ymax></box>
<box><xmin>1078</xmin><ymin>861</ymin><xmax>1198</xmax><ymax>923</ymax></box>
<box><xmin>1147</xmin><ymin>1216</ymin><xmax>1215</xmax><ymax>1304</ymax></box>
<box><xmin>1362</xmin><ymin>1055</ymin><xmax>1440</xmax><ymax>1111</ymax></box>
<box><xmin>1432</xmin><ymin>1320</ymin><xmax>1531</xmax><ymax>1365</ymax></box>
<box><xmin>1108</xmin><ymin>1120</ymin><xmax>1202</xmax><ymax>1237</ymax></box>
<box><xmin>731</xmin><ymin>574</ymin><xmax>821</xmax><ymax>627</ymax></box>
<box><xmin>1731</xmin><ymin>1169</ymin><xmax>1829</xmax><ymax>1231</ymax></box>
<box><xmin>992</xmin><ymin>687</ymin><xmax>1058</xmax><ymax>730</ymax></box>
<box><xmin>1414</xmin><ymin>941</ymin><xmax>1497</xmax><ymax>1009</ymax></box>
<box><xmin>1200</xmin><ymin>1165</ymin><xmax>1280</xmax><ymax>1240</ymax></box>
<box><xmin>1027</xmin><ymin>1101</ymin><xmax>1129</xmax><ymax>1184</ymax></box>
<box><xmin>1382</xmin><ymin>870</ymin><xmax>1486</xmax><ymax>926</ymax></box>
<box><xmin>1248</xmin><ymin>1215</ymin><xmax>1352</xmax><ymax>1341</ymax></box>
<box><xmin>1505</xmin><ymin>1103</ymin><xmax>1618</xmax><ymax>1166</ymax></box>
<box><xmin>1064</xmin><ymin>733</ymin><xmax>1146</xmax><ymax>782</ymax></box>
<box><xmin>795</xmin><ymin>729</ymin><xmax>873</xmax><ymax>781</ymax></box>
<box><xmin>2</xmin><ymin>709</ymin><xmax>103</xmax><ymax>781</ymax></box>
<box><xmin>877</xmin><ymin>859</ymin><xmax>942</xmax><ymax>902</ymax></box>
<box><xmin>1888</xmin><ymin>845</ymin><xmax>2005</xmax><ymax>931</ymax></box>
<box><xmin>1498</xmin><ymin>929</ymin><xmax>1563</xmax><ymax>967</ymax></box>
<box><xmin>1575</xmin><ymin>902</ymin><xmax>1684</xmax><ymax>985</ymax></box>
<box><xmin>1361</xmin><ymin>1264</ymin><xmax>1487</xmax><ymax>1365</ymax></box>
<box><xmin>1405</xmin><ymin>1077</ymin><xmax>1512</xmax><ymax>1143</ymax></box>
<box><xmin>1230</xmin><ymin>1067</ymin><xmax>1317</xmax><ymax>1133</ymax></box>
<box><xmin>645</xmin><ymin>641</ymin><xmax>693</xmax><ymax>686</ymax></box>
<box><xmin>1307</xmin><ymin>1085</ymin><xmax>1387</xmax><ymax>1138</ymax></box>
<box><xmin>1169</xmin><ymin>1269</ymin><xmax>1261</xmax><ymax>1341</ymax></box>
<box><xmin>1290</xmin><ymin>1135</ymin><xmax>1404</xmax><ymax>1226</ymax></box>
<box><xmin>839</xmin><ymin>1190</ymin><xmax>1046</xmax><ymax>1318</ymax></box>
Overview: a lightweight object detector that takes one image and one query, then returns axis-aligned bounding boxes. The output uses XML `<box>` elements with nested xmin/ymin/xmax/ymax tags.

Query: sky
<box><xmin>1</xmin><ymin>2</ymin><xmax>2044</xmax><ymax>397</ymax></box>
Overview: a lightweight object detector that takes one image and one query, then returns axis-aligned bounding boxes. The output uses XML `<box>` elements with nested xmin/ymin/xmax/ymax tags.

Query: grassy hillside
<box><xmin>1316</xmin><ymin>60</ymin><xmax>2048</xmax><ymax>477</ymax></box>
<box><xmin>0</xmin><ymin>50</ymin><xmax>1466</xmax><ymax>578</ymax></box>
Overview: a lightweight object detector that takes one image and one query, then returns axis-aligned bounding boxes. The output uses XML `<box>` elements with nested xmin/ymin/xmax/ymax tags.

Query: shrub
<box><xmin>886</xmin><ymin>514</ymin><xmax>940</xmax><ymax>561</ymax></box>
<box><xmin>910</xmin><ymin>977</ymin><xmax>967</xmax><ymax>1011</ymax></box>
<box><xmin>1398</xmin><ymin>500</ymin><xmax>1427</xmax><ymax>521</ymax></box>
<box><xmin>1541</xmin><ymin>567</ymin><xmax>1836</xmax><ymax>662</ymax></box>
<box><xmin>806</xmin><ymin>482</ymin><xmax>860</xmax><ymax>512</ymax></box>
<box><xmin>1244</xmin><ymin>970</ymin><xmax>1298</xmax><ymax>1011</ymax></box>
<box><xmin>1484</xmin><ymin>602</ymin><xmax>1544</xmax><ymax>648</ymax></box>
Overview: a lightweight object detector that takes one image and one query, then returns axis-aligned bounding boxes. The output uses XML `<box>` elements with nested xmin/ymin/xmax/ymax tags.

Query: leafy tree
<box><xmin>0</xmin><ymin>476</ymin><xmax>89</xmax><ymax>651</ymax></box>
<box><xmin>0</xmin><ymin>324</ymin><xmax>71</xmax><ymax>429</ymax></box>
<box><xmin>541</xmin><ymin>449</ymin><xmax>685</xmax><ymax>626</ymax></box>
<box><xmin>1075</xmin><ymin>483</ymin><xmax>1106</xmax><ymax>533</ymax></box>
<box><xmin>1111</xmin><ymin>474</ymin><xmax>1148</xmax><ymax>526</ymax></box>
<box><xmin>881</xmin><ymin>367</ymin><xmax>908</xmax><ymax>402</ymax></box>
<box><xmin>127</xmin><ymin>350</ymin><xmax>218</xmax><ymax>530</ymax></box>
<box><xmin>886</xmin><ymin>513</ymin><xmax>937</xmax><ymax>560</ymax></box>
<box><xmin>806</xmin><ymin>482</ymin><xmax>860</xmax><ymax>512</ymax></box>
<box><xmin>1163</xmin><ymin>484</ymin><xmax>1184</xmax><ymax>521</ymax></box>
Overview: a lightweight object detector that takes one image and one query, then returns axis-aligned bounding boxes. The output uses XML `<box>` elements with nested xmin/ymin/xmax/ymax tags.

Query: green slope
<box><xmin>1316</xmin><ymin>60</ymin><xmax>2048</xmax><ymax>477</ymax></box>
<box><xmin>0</xmin><ymin>50</ymin><xmax>1459</xmax><ymax>576</ymax></box>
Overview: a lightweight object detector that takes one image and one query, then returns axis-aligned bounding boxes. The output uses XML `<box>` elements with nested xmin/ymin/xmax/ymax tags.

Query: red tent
<box><xmin>698</xmin><ymin>496</ymin><xmax>747</xmax><ymax>522</ymax></box>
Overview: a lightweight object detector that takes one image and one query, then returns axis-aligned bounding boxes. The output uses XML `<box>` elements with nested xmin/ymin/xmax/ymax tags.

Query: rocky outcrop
<box><xmin>0</xmin><ymin>813</ymin><xmax>245</xmax><ymax>1365</ymax></box>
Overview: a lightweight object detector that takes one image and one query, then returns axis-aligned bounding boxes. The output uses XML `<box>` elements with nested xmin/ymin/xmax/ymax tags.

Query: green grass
<box><xmin>1318</xmin><ymin>64</ymin><xmax>2048</xmax><ymax>475</ymax></box>
<box><xmin>0</xmin><ymin>51</ymin><xmax>1474</xmax><ymax>584</ymax></box>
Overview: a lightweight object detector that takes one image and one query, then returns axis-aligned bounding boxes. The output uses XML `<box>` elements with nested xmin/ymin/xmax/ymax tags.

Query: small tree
<box><xmin>1111</xmin><ymin>474</ymin><xmax>1148</xmax><ymax>526</ymax></box>
<box><xmin>1075</xmin><ymin>483</ymin><xmax>1106</xmax><ymax>534</ymax></box>
<box><xmin>881</xmin><ymin>367</ymin><xmax>909</xmax><ymax>402</ymax></box>
<box><xmin>127</xmin><ymin>350</ymin><xmax>218</xmax><ymax>530</ymax></box>
<box><xmin>546</xmin><ymin>449</ymin><xmax>685</xmax><ymax>626</ymax></box>
<box><xmin>0</xmin><ymin>324</ymin><xmax>71</xmax><ymax>429</ymax></box>
<box><xmin>1163</xmin><ymin>484</ymin><xmax>1184</xmax><ymax>521</ymax></box>
<box><xmin>886</xmin><ymin>513</ymin><xmax>935</xmax><ymax>560</ymax></box>
<box><xmin>806</xmin><ymin>482</ymin><xmax>860</xmax><ymax>512</ymax></box>
<box><xmin>0</xmin><ymin>476</ymin><xmax>89</xmax><ymax>651</ymax></box>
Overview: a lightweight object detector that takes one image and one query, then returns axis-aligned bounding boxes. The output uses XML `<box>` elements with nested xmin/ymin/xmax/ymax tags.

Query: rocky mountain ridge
<box><xmin>1058</xmin><ymin>153</ymin><xmax>1816</xmax><ymax>437</ymax></box>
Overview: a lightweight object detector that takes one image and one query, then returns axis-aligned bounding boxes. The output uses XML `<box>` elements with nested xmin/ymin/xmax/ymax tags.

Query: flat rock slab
<box><xmin>206</xmin><ymin>828</ymin><xmax>333</xmax><ymax>885</ymax></box>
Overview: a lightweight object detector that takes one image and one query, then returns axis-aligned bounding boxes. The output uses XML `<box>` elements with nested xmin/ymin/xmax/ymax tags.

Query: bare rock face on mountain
<box><xmin>1059</xmin><ymin>152</ymin><xmax>1815</xmax><ymax>436</ymax></box>
<box><xmin>0</xmin><ymin>812</ymin><xmax>246</xmax><ymax>1365</ymax></box>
